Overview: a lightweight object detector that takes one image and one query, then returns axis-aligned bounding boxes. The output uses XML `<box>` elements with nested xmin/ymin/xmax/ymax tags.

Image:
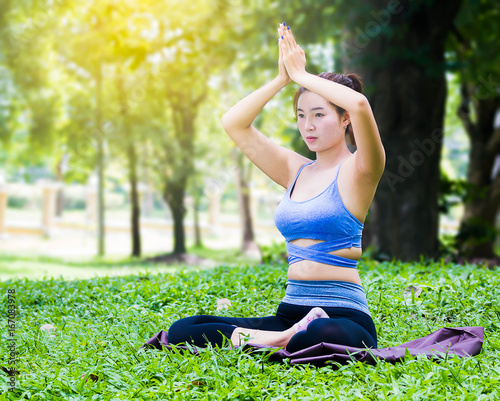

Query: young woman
<box><xmin>167</xmin><ymin>23</ymin><xmax>385</xmax><ymax>353</ymax></box>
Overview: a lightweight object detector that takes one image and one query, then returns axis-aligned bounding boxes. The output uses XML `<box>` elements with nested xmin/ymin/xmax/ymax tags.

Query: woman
<box><xmin>168</xmin><ymin>23</ymin><xmax>385</xmax><ymax>353</ymax></box>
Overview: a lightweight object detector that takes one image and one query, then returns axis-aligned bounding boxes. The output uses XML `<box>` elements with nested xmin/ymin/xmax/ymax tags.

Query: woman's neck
<box><xmin>314</xmin><ymin>146</ymin><xmax>352</xmax><ymax>169</ymax></box>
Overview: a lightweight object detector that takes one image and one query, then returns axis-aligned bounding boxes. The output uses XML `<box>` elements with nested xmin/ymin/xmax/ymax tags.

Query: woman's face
<box><xmin>296</xmin><ymin>91</ymin><xmax>344</xmax><ymax>152</ymax></box>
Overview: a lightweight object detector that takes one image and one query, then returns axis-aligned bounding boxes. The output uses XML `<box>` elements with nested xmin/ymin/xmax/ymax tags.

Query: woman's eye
<box><xmin>315</xmin><ymin>113</ymin><xmax>324</xmax><ymax>117</ymax></box>
<box><xmin>298</xmin><ymin>114</ymin><xmax>304</xmax><ymax>118</ymax></box>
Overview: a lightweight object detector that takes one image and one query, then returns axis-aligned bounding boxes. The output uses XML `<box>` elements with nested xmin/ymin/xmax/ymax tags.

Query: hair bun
<box><xmin>345</xmin><ymin>73</ymin><xmax>363</xmax><ymax>93</ymax></box>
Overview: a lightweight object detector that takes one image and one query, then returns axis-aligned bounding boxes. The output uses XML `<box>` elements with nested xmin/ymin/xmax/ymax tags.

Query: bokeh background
<box><xmin>0</xmin><ymin>0</ymin><xmax>498</xmax><ymax>263</ymax></box>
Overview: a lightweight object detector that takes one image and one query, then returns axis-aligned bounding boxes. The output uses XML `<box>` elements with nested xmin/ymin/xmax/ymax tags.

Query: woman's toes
<box><xmin>293</xmin><ymin>307</ymin><xmax>329</xmax><ymax>333</ymax></box>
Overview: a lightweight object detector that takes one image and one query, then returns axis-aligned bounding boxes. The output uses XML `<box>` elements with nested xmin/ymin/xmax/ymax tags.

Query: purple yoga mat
<box><xmin>142</xmin><ymin>326</ymin><xmax>484</xmax><ymax>366</ymax></box>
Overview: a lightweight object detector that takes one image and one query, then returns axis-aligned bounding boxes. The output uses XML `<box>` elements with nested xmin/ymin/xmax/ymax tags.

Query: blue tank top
<box><xmin>274</xmin><ymin>160</ymin><xmax>364</xmax><ymax>268</ymax></box>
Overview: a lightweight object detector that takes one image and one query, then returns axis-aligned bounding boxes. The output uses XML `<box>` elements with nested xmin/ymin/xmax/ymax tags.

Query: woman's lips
<box><xmin>306</xmin><ymin>136</ymin><xmax>317</xmax><ymax>143</ymax></box>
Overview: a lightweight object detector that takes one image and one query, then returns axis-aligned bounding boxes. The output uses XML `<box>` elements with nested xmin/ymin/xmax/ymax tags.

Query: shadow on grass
<box><xmin>0</xmin><ymin>245</ymin><xmax>262</xmax><ymax>281</ymax></box>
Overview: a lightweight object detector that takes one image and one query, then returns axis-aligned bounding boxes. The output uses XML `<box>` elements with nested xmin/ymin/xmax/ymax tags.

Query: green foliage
<box><xmin>260</xmin><ymin>241</ymin><xmax>288</xmax><ymax>265</ymax></box>
<box><xmin>439</xmin><ymin>171</ymin><xmax>498</xmax><ymax>257</ymax></box>
<box><xmin>1</xmin><ymin>0</ymin><xmax>497</xmax><ymax>261</ymax></box>
<box><xmin>6</xmin><ymin>194</ymin><xmax>28</xmax><ymax>208</ymax></box>
<box><xmin>447</xmin><ymin>0</ymin><xmax>500</xmax><ymax>82</ymax></box>
<box><xmin>456</xmin><ymin>217</ymin><xmax>499</xmax><ymax>255</ymax></box>
<box><xmin>438</xmin><ymin>171</ymin><xmax>469</xmax><ymax>214</ymax></box>
<box><xmin>0</xmin><ymin>258</ymin><xmax>498</xmax><ymax>400</ymax></box>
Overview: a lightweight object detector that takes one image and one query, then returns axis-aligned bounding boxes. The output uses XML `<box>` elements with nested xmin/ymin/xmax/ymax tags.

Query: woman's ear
<box><xmin>342</xmin><ymin>111</ymin><xmax>351</xmax><ymax>128</ymax></box>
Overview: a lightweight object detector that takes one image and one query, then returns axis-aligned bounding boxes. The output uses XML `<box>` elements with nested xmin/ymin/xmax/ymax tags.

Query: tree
<box><xmin>449</xmin><ymin>0</ymin><xmax>500</xmax><ymax>258</ymax></box>
<box><xmin>115</xmin><ymin>67</ymin><xmax>142</xmax><ymax>257</ymax></box>
<box><xmin>55</xmin><ymin>0</ymin><xmax>160</xmax><ymax>257</ymax></box>
<box><xmin>247</xmin><ymin>0</ymin><xmax>464</xmax><ymax>260</ymax></box>
<box><xmin>0</xmin><ymin>0</ymin><xmax>64</xmax><ymax>158</ymax></box>
<box><xmin>145</xmin><ymin>0</ymin><xmax>238</xmax><ymax>256</ymax></box>
<box><xmin>332</xmin><ymin>0</ymin><xmax>462</xmax><ymax>260</ymax></box>
<box><xmin>53</xmin><ymin>1</ymin><xmax>122</xmax><ymax>256</ymax></box>
<box><xmin>0</xmin><ymin>0</ymin><xmax>73</xmax><ymax>214</ymax></box>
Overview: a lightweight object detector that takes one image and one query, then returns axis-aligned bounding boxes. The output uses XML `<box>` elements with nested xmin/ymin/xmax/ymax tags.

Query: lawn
<box><xmin>0</xmin><ymin>253</ymin><xmax>499</xmax><ymax>400</ymax></box>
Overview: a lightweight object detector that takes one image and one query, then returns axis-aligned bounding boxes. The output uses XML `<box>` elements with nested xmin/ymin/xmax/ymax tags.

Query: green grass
<box><xmin>0</xmin><ymin>246</ymin><xmax>260</xmax><ymax>281</ymax></box>
<box><xmin>0</xmin><ymin>257</ymin><xmax>499</xmax><ymax>400</ymax></box>
<box><xmin>0</xmin><ymin>254</ymin><xmax>178</xmax><ymax>281</ymax></box>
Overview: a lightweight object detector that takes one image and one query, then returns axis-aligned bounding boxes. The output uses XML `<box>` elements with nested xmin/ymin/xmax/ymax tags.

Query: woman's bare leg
<box><xmin>230</xmin><ymin>307</ymin><xmax>329</xmax><ymax>347</ymax></box>
<box><xmin>230</xmin><ymin>327</ymin><xmax>296</xmax><ymax>347</ymax></box>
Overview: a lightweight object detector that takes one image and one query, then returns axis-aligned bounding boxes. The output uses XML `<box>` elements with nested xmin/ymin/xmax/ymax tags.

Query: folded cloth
<box><xmin>141</xmin><ymin>326</ymin><xmax>484</xmax><ymax>366</ymax></box>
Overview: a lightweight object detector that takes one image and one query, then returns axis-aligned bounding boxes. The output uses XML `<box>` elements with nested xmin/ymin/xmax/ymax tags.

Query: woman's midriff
<box><xmin>286</xmin><ymin>238</ymin><xmax>363</xmax><ymax>285</ymax></box>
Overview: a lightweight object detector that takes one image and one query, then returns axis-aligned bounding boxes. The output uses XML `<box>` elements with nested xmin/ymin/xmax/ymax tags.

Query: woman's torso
<box><xmin>287</xmin><ymin>239</ymin><xmax>363</xmax><ymax>284</ymax></box>
<box><xmin>277</xmin><ymin>157</ymin><xmax>372</xmax><ymax>285</ymax></box>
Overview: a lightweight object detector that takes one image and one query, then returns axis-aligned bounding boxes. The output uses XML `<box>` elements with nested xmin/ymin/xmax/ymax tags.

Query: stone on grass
<box><xmin>216</xmin><ymin>298</ymin><xmax>231</xmax><ymax>311</ymax></box>
<box><xmin>40</xmin><ymin>323</ymin><xmax>56</xmax><ymax>339</ymax></box>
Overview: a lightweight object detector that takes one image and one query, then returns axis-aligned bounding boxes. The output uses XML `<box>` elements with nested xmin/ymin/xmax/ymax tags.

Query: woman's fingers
<box><xmin>282</xmin><ymin>23</ymin><xmax>300</xmax><ymax>56</ymax></box>
<box><xmin>278</xmin><ymin>28</ymin><xmax>285</xmax><ymax>61</ymax></box>
<box><xmin>277</xmin><ymin>25</ymin><xmax>291</xmax><ymax>83</ymax></box>
<box><xmin>285</xmin><ymin>24</ymin><xmax>297</xmax><ymax>47</ymax></box>
<box><xmin>279</xmin><ymin>23</ymin><xmax>304</xmax><ymax>66</ymax></box>
<box><xmin>282</xmin><ymin>25</ymin><xmax>294</xmax><ymax>54</ymax></box>
<box><xmin>278</xmin><ymin>23</ymin><xmax>307</xmax><ymax>80</ymax></box>
<box><xmin>278</xmin><ymin>24</ymin><xmax>284</xmax><ymax>42</ymax></box>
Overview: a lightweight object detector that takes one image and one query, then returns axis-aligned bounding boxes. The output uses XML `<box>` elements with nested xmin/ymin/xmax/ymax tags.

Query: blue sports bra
<box><xmin>274</xmin><ymin>160</ymin><xmax>364</xmax><ymax>268</ymax></box>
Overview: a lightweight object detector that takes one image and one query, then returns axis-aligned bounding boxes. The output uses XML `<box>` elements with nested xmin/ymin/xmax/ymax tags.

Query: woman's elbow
<box><xmin>220</xmin><ymin>112</ymin><xmax>234</xmax><ymax>133</ymax></box>
<box><xmin>355</xmin><ymin>95</ymin><xmax>370</xmax><ymax>112</ymax></box>
<box><xmin>375</xmin><ymin>147</ymin><xmax>386</xmax><ymax>177</ymax></box>
<box><xmin>220</xmin><ymin>112</ymin><xmax>229</xmax><ymax>129</ymax></box>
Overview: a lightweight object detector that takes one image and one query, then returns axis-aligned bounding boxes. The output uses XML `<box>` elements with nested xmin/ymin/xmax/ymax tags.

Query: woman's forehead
<box><xmin>297</xmin><ymin>91</ymin><xmax>333</xmax><ymax>110</ymax></box>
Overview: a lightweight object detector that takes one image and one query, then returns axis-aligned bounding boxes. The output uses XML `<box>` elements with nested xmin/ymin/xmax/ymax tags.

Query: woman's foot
<box><xmin>292</xmin><ymin>307</ymin><xmax>329</xmax><ymax>333</ymax></box>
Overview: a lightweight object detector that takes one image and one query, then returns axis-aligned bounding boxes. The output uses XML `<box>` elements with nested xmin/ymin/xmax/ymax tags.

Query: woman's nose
<box><xmin>306</xmin><ymin>118</ymin><xmax>315</xmax><ymax>131</ymax></box>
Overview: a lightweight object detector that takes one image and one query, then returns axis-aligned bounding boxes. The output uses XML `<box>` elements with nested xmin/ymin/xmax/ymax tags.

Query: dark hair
<box><xmin>292</xmin><ymin>72</ymin><xmax>363</xmax><ymax>148</ymax></box>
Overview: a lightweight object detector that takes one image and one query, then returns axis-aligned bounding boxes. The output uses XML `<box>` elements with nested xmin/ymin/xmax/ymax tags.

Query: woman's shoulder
<box><xmin>285</xmin><ymin>157</ymin><xmax>315</xmax><ymax>188</ymax></box>
<box><xmin>337</xmin><ymin>153</ymin><xmax>381</xmax><ymax>222</ymax></box>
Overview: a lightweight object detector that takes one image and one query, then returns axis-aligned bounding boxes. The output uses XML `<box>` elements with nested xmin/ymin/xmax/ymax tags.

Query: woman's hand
<box><xmin>279</xmin><ymin>23</ymin><xmax>307</xmax><ymax>82</ymax></box>
<box><xmin>277</xmin><ymin>24</ymin><xmax>292</xmax><ymax>86</ymax></box>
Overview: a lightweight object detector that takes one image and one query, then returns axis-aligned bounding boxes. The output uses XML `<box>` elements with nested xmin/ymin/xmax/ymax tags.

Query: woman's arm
<box><xmin>280</xmin><ymin>25</ymin><xmax>385</xmax><ymax>179</ymax></box>
<box><xmin>221</xmin><ymin>76</ymin><xmax>288</xmax><ymax>132</ymax></box>
<box><xmin>221</xmin><ymin>30</ymin><xmax>310</xmax><ymax>188</ymax></box>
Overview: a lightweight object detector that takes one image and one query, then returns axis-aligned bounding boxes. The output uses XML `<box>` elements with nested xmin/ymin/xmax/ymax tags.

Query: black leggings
<box><xmin>167</xmin><ymin>302</ymin><xmax>377</xmax><ymax>352</ymax></box>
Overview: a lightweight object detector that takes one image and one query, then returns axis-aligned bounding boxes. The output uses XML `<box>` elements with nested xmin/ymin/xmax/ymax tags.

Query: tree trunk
<box><xmin>128</xmin><ymin>143</ymin><xmax>141</xmax><ymax>257</ymax></box>
<box><xmin>142</xmin><ymin>154</ymin><xmax>154</xmax><ymax>218</ymax></box>
<box><xmin>95</xmin><ymin>61</ymin><xmax>105</xmax><ymax>256</ymax></box>
<box><xmin>238</xmin><ymin>163</ymin><xmax>255</xmax><ymax>251</ymax></box>
<box><xmin>164</xmin><ymin>178</ymin><xmax>187</xmax><ymax>255</ymax></box>
<box><xmin>162</xmin><ymin>105</ymin><xmax>198</xmax><ymax>255</ymax></box>
<box><xmin>234</xmin><ymin>151</ymin><xmax>260</xmax><ymax>257</ymax></box>
<box><xmin>193</xmin><ymin>187</ymin><xmax>203</xmax><ymax>248</ymax></box>
<box><xmin>55</xmin><ymin>156</ymin><xmax>65</xmax><ymax>217</ymax></box>
<box><xmin>116</xmin><ymin>69</ymin><xmax>141</xmax><ymax>257</ymax></box>
<box><xmin>339</xmin><ymin>0</ymin><xmax>462</xmax><ymax>260</ymax></box>
<box><xmin>457</xmin><ymin>86</ymin><xmax>500</xmax><ymax>257</ymax></box>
